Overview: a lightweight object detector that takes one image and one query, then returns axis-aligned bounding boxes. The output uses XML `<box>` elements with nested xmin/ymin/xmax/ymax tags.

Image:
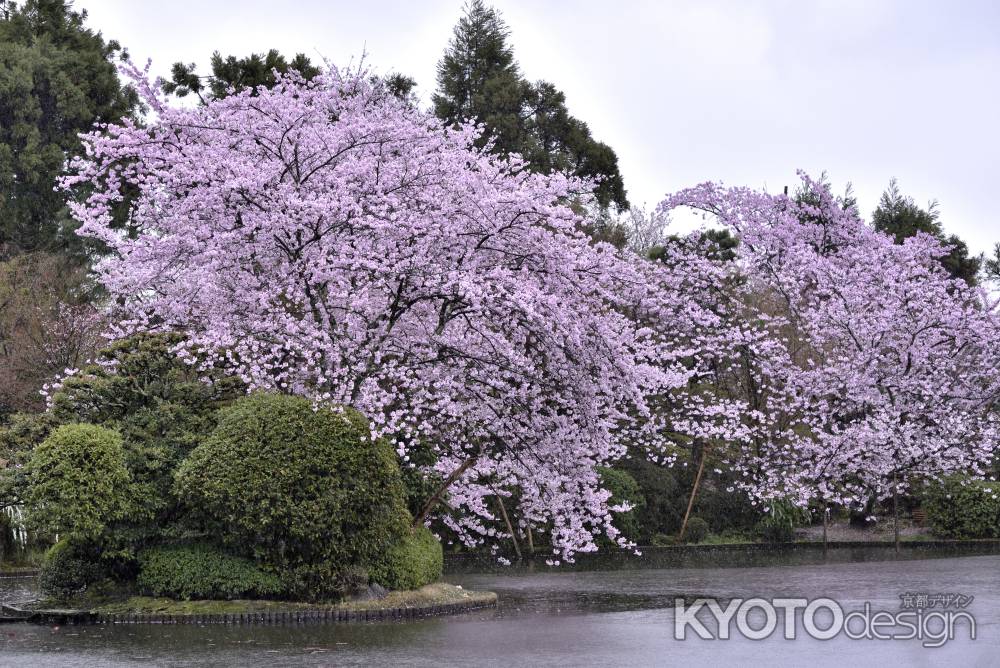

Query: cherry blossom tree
<box><xmin>65</xmin><ymin>57</ymin><xmax>999</xmax><ymax>558</ymax></box>
<box><xmin>659</xmin><ymin>174</ymin><xmax>1000</xmax><ymax>520</ymax></box>
<box><xmin>65</xmin><ymin>64</ymin><xmax>705</xmax><ymax>561</ymax></box>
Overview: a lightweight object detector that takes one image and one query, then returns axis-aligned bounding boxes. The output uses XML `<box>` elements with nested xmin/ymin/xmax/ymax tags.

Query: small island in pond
<box><xmin>4</xmin><ymin>336</ymin><xmax>495</xmax><ymax>620</ymax></box>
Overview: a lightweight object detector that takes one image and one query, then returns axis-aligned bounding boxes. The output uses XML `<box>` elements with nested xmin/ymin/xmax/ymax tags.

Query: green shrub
<box><xmin>617</xmin><ymin>456</ymin><xmax>683</xmax><ymax>542</ymax></box>
<box><xmin>684</xmin><ymin>517</ymin><xmax>709</xmax><ymax>543</ymax></box>
<box><xmin>0</xmin><ymin>411</ymin><xmax>60</xmax><ymax>459</ymax></box>
<box><xmin>174</xmin><ymin>393</ymin><xmax>410</xmax><ymax>600</ymax></box>
<box><xmin>24</xmin><ymin>424</ymin><xmax>132</xmax><ymax>540</ymax></box>
<box><xmin>398</xmin><ymin>438</ymin><xmax>444</xmax><ymax>520</ymax></box>
<box><xmin>38</xmin><ymin>538</ymin><xmax>106</xmax><ymax>600</ymax></box>
<box><xmin>694</xmin><ymin>479</ymin><xmax>760</xmax><ymax>534</ymax></box>
<box><xmin>371</xmin><ymin>525</ymin><xmax>443</xmax><ymax>591</ymax></box>
<box><xmin>615</xmin><ymin>453</ymin><xmax>760</xmax><ymax>544</ymax></box>
<box><xmin>598</xmin><ymin>466</ymin><xmax>645</xmax><ymax>543</ymax></box>
<box><xmin>757</xmin><ymin>519</ymin><xmax>794</xmax><ymax>543</ymax></box>
<box><xmin>49</xmin><ymin>334</ymin><xmax>243</xmax><ymax>527</ymax></box>
<box><xmin>0</xmin><ymin>412</ymin><xmax>61</xmax><ymax>511</ymax></box>
<box><xmin>7</xmin><ymin>335</ymin><xmax>243</xmax><ymax>562</ymax></box>
<box><xmin>651</xmin><ymin>533</ymin><xmax>678</xmax><ymax>546</ymax></box>
<box><xmin>755</xmin><ymin>500</ymin><xmax>807</xmax><ymax>543</ymax></box>
<box><xmin>49</xmin><ymin>333</ymin><xmax>241</xmax><ymax>432</ymax></box>
<box><xmin>924</xmin><ymin>477</ymin><xmax>1000</xmax><ymax>539</ymax></box>
<box><xmin>137</xmin><ymin>543</ymin><xmax>283</xmax><ymax>600</ymax></box>
<box><xmin>698</xmin><ymin>530</ymin><xmax>754</xmax><ymax>545</ymax></box>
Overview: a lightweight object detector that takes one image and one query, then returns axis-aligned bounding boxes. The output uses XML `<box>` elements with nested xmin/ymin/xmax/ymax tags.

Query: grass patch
<box><xmin>901</xmin><ymin>533</ymin><xmax>933</xmax><ymax>543</ymax></box>
<box><xmin>92</xmin><ymin>583</ymin><xmax>495</xmax><ymax>616</ymax></box>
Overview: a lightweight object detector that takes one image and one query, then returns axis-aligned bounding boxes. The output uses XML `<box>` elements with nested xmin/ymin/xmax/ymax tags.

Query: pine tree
<box><xmin>163</xmin><ymin>49</ymin><xmax>417</xmax><ymax>106</ymax></box>
<box><xmin>433</xmin><ymin>0</ymin><xmax>530</xmax><ymax>156</ymax></box>
<box><xmin>433</xmin><ymin>1</ymin><xmax>628</xmax><ymax>211</ymax></box>
<box><xmin>873</xmin><ymin>178</ymin><xmax>942</xmax><ymax>242</ymax></box>
<box><xmin>873</xmin><ymin>178</ymin><xmax>980</xmax><ymax>284</ymax></box>
<box><xmin>163</xmin><ymin>49</ymin><xmax>323</xmax><ymax>103</ymax></box>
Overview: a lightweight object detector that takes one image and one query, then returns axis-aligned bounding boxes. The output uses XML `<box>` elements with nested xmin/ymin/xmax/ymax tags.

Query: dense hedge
<box><xmin>924</xmin><ymin>478</ymin><xmax>1000</xmax><ymax>539</ymax></box>
<box><xmin>370</xmin><ymin>525</ymin><xmax>444</xmax><ymax>591</ymax></box>
<box><xmin>24</xmin><ymin>423</ymin><xmax>132</xmax><ymax>540</ymax></box>
<box><xmin>174</xmin><ymin>393</ymin><xmax>410</xmax><ymax>600</ymax></box>
<box><xmin>39</xmin><ymin>538</ymin><xmax>106</xmax><ymax>600</ymax></box>
<box><xmin>137</xmin><ymin>543</ymin><xmax>284</xmax><ymax>600</ymax></box>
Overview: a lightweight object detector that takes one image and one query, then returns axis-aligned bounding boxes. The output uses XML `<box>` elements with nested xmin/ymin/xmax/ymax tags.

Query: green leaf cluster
<box><xmin>597</xmin><ymin>466</ymin><xmax>644</xmax><ymax>543</ymax></box>
<box><xmin>174</xmin><ymin>393</ymin><xmax>413</xmax><ymax>600</ymax></box>
<box><xmin>37</xmin><ymin>537</ymin><xmax>107</xmax><ymax>599</ymax></box>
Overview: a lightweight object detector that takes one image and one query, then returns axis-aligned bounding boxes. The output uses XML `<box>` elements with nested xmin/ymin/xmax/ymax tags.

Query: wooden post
<box><xmin>822</xmin><ymin>504</ymin><xmax>829</xmax><ymax>553</ymax></box>
<box><xmin>893</xmin><ymin>471</ymin><xmax>900</xmax><ymax>555</ymax></box>
<box><xmin>679</xmin><ymin>444</ymin><xmax>707</xmax><ymax>542</ymax></box>
<box><xmin>495</xmin><ymin>495</ymin><xmax>522</xmax><ymax>561</ymax></box>
<box><xmin>526</xmin><ymin>525</ymin><xmax>534</xmax><ymax>555</ymax></box>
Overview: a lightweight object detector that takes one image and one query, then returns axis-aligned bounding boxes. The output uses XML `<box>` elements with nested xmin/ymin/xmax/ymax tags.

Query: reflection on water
<box><xmin>444</xmin><ymin>540</ymin><xmax>1000</xmax><ymax>574</ymax></box>
<box><xmin>2</xmin><ymin>552</ymin><xmax>998</xmax><ymax>667</ymax></box>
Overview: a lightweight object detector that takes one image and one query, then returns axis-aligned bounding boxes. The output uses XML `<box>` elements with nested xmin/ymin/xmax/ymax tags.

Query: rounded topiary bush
<box><xmin>174</xmin><ymin>393</ymin><xmax>410</xmax><ymax>600</ymax></box>
<box><xmin>137</xmin><ymin>543</ymin><xmax>283</xmax><ymax>600</ymax></box>
<box><xmin>370</xmin><ymin>525</ymin><xmax>443</xmax><ymax>591</ymax></box>
<box><xmin>24</xmin><ymin>423</ymin><xmax>132</xmax><ymax>540</ymax></box>
<box><xmin>39</xmin><ymin>538</ymin><xmax>106</xmax><ymax>600</ymax></box>
<box><xmin>684</xmin><ymin>517</ymin><xmax>709</xmax><ymax>543</ymax></box>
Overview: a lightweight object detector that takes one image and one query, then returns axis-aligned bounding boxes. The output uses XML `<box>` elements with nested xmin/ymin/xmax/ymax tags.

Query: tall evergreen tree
<box><xmin>983</xmin><ymin>243</ymin><xmax>1000</xmax><ymax>283</ymax></box>
<box><xmin>163</xmin><ymin>49</ymin><xmax>322</xmax><ymax>102</ymax></box>
<box><xmin>873</xmin><ymin>178</ymin><xmax>980</xmax><ymax>285</ymax></box>
<box><xmin>873</xmin><ymin>178</ymin><xmax>942</xmax><ymax>242</ymax></box>
<box><xmin>0</xmin><ymin>0</ymin><xmax>137</xmax><ymax>259</ymax></box>
<box><xmin>434</xmin><ymin>1</ymin><xmax>628</xmax><ymax>211</ymax></box>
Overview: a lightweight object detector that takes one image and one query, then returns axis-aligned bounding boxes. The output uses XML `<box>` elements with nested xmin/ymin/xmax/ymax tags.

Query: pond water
<box><xmin>2</xmin><ymin>552</ymin><xmax>998</xmax><ymax>667</ymax></box>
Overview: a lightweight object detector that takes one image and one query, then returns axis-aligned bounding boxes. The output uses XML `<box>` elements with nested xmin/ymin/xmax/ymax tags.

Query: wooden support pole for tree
<box><xmin>893</xmin><ymin>470</ymin><xmax>900</xmax><ymax>555</ymax></box>
<box><xmin>679</xmin><ymin>444</ymin><xmax>707</xmax><ymax>542</ymax></box>
<box><xmin>495</xmin><ymin>495</ymin><xmax>521</xmax><ymax>561</ymax></box>
<box><xmin>822</xmin><ymin>504</ymin><xmax>829</xmax><ymax>553</ymax></box>
<box><xmin>526</xmin><ymin>525</ymin><xmax>534</xmax><ymax>555</ymax></box>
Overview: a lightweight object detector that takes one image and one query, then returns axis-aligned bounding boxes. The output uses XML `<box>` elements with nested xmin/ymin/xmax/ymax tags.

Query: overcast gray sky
<box><xmin>80</xmin><ymin>0</ymin><xmax>1000</xmax><ymax>252</ymax></box>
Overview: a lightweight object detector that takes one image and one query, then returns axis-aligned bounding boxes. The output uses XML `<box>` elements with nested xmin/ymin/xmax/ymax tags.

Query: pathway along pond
<box><xmin>2</xmin><ymin>548</ymin><xmax>998</xmax><ymax>666</ymax></box>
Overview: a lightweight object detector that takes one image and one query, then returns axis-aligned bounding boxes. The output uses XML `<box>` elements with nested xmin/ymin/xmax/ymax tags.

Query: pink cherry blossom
<box><xmin>659</xmin><ymin>173</ymin><xmax>1000</xmax><ymax>510</ymax></box>
<box><xmin>65</xmin><ymin>65</ymin><xmax>705</xmax><ymax>560</ymax></box>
